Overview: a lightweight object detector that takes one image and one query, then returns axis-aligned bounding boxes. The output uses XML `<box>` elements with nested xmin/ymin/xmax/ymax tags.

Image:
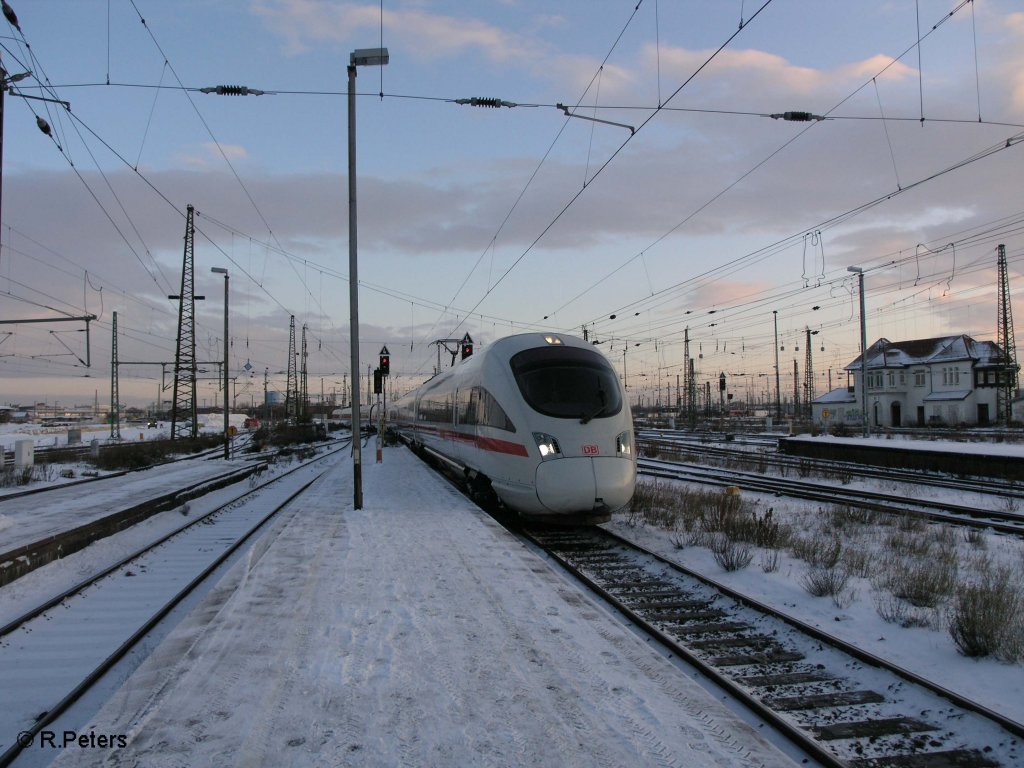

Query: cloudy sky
<box><xmin>2</xmin><ymin>0</ymin><xmax>1023</xmax><ymax>410</ymax></box>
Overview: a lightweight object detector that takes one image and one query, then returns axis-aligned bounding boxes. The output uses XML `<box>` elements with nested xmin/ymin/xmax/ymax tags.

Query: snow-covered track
<box><xmin>0</xmin><ymin>448</ymin><xmax>344</xmax><ymax>767</ymax></box>
<box><xmin>0</xmin><ymin>463</ymin><xmax>264</xmax><ymax>587</ymax></box>
<box><xmin>638</xmin><ymin>459</ymin><xmax>1024</xmax><ymax>536</ymax></box>
<box><xmin>526</xmin><ymin>525</ymin><xmax>1021</xmax><ymax>767</ymax></box>
<box><xmin>638</xmin><ymin>432</ymin><xmax>1024</xmax><ymax>499</ymax></box>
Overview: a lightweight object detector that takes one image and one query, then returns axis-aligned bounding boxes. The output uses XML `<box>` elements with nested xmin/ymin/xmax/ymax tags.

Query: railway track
<box><xmin>0</xmin><ymin>446</ymin><xmax>347</xmax><ymax>767</ymax></box>
<box><xmin>638</xmin><ymin>458</ymin><xmax>1024</xmax><ymax>536</ymax></box>
<box><xmin>0</xmin><ymin>433</ymin><xmax>260</xmax><ymax>505</ymax></box>
<box><xmin>525</xmin><ymin>524</ymin><xmax>1021</xmax><ymax>767</ymax></box>
<box><xmin>638</xmin><ymin>432</ymin><xmax>1024</xmax><ymax>500</ymax></box>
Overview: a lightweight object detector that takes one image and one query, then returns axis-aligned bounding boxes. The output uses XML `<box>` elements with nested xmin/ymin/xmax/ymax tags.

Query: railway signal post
<box><xmin>377</xmin><ymin>346</ymin><xmax>390</xmax><ymax>464</ymax></box>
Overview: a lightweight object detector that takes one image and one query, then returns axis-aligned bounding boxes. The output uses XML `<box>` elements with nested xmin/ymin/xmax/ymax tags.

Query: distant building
<box><xmin>812</xmin><ymin>335</ymin><xmax>1019</xmax><ymax>429</ymax></box>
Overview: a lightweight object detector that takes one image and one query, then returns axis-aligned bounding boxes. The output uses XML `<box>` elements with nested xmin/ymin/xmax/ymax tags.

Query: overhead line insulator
<box><xmin>200</xmin><ymin>85</ymin><xmax>266</xmax><ymax>96</ymax></box>
<box><xmin>769</xmin><ymin>111</ymin><xmax>825</xmax><ymax>122</ymax></box>
<box><xmin>454</xmin><ymin>97</ymin><xmax>517</xmax><ymax>108</ymax></box>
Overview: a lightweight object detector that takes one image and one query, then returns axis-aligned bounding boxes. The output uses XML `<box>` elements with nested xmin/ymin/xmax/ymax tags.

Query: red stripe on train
<box><xmin>402</xmin><ymin>424</ymin><xmax>529</xmax><ymax>457</ymax></box>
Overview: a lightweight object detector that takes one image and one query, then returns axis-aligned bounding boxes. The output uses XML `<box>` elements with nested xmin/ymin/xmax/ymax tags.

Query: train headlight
<box><xmin>533</xmin><ymin>432</ymin><xmax>561</xmax><ymax>460</ymax></box>
<box><xmin>615</xmin><ymin>430</ymin><xmax>632</xmax><ymax>456</ymax></box>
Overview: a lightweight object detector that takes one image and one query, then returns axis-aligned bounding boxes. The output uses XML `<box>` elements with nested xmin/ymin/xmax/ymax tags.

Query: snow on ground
<box><xmin>0</xmin><ymin>456</ymin><xmax>303</xmax><ymax>627</ymax></box>
<box><xmin>608</xmin><ymin>515</ymin><xmax>1024</xmax><ymax>723</ymax></box>
<box><xmin>0</xmin><ymin>457</ymin><xmax>255</xmax><ymax>554</ymax></box>
<box><xmin>784</xmin><ymin>431</ymin><xmax>1024</xmax><ymax>457</ymax></box>
<box><xmin>0</xmin><ymin>416</ymin><xmax>250</xmax><ymax>452</ymax></box>
<box><xmin>8</xmin><ymin>432</ymin><xmax>1023</xmax><ymax>766</ymax></box>
<box><xmin>49</xmin><ymin>449</ymin><xmax>795</xmax><ymax>768</ymax></box>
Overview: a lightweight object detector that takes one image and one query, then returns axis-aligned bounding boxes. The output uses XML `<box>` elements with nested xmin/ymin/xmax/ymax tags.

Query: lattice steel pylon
<box><xmin>170</xmin><ymin>205</ymin><xmax>199</xmax><ymax>440</ymax></box>
<box><xmin>687</xmin><ymin>358</ymin><xmax>697</xmax><ymax>428</ymax></box>
<box><xmin>285</xmin><ymin>315</ymin><xmax>298</xmax><ymax>419</ymax></box>
<box><xmin>110</xmin><ymin>310</ymin><xmax>121</xmax><ymax>440</ymax></box>
<box><xmin>683</xmin><ymin>328</ymin><xmax>697</xmax><ymax>428</ymax></box>
<box><xmin>792</xmin><ymin>359</ymin><xmax>799</xmax><ymax>418</ymax></box>
<box><xmin>997</xmin><ymin>243</ymin><xmax>1018</xmax><ymax>425</ymax></box>
<box><xmin>300</xmin><ymin>323</ymin><xmax>309</xmax><ymax>419</ymax></box>
<box><xmin>804</xmin><ymin>327</ymin><xmax>815</xmax><ymax>419</ymax></box>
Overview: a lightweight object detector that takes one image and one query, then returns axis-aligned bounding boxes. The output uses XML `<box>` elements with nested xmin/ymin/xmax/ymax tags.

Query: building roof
<box><xmin>846</xmin><ymin>335</ymin><xmax>1013</xmax><ymax>371</ymax></box>
<box><xmin>812</xmin><ymin>387</ymin><xmax>857</xmax><ymax>405</ymax></box>
<box><xmin>923</xmin><ymin>390</ymin><xmax>973</xmax><ymax>402</ymax></box>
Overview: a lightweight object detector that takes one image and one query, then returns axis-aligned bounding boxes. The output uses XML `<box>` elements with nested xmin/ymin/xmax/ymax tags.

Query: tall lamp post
<box><xmin>773</xmin><ymin>310</ymin><xmax>781</xmax><ymax>421</ymax></box>
<box><xmin>348</xmin><ymin>47</ymin><xmax>389</xmax><ymax>510</ymax></box>
<box><xmin>847</xmin><ymin>266</ymin><xmax>869</xmax><ymax>437</ymax></box>
<box><xmin>211</xmin><ymin>267</ymin><xmax>230</xmax><ymax>458</ymax></box>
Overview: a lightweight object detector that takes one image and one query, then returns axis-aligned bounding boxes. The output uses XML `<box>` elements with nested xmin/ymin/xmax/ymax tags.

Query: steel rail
<box><xmin>598</xmin><ymin>525</ymin><xmax>1024</xmax><ymax>741</ymax></box>
<box><xmin>525</xmin><ymin>525</ymin><xmax>1016</xmax><ymax>767</ymax></box>
<box><xmin>638</xmin><ymin>460</ymin><xmax>1024</xmax><ymax>536</ymax></box>
<box><xmin>0</xmin><ymin>448</ymin><xmax>345</xmax><ymax>767</ymax></box>
<box><xmin>638</xmin><ymin>433</ymin><xmax>1024</xmax><ymax>498</ymax></box>
<box><xmin>0</xmin><ymin>443</ymin><xmax>345</xmax><ymax>640</ymax></box>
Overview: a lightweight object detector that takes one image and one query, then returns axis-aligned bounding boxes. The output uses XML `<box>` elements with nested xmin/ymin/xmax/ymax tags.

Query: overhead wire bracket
<box><xmin>556</xmin><ymin>103</ymin><xmax>635</xmax><ymax>134</ymax></box>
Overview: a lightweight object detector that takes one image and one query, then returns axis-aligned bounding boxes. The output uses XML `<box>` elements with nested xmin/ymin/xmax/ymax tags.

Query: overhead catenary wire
<box><xmin>2</xmin><ymin>2</ymin><xmax>1020</xmax><ymax>394</ymax></box>
<box><xmin>558</xmin><ymin>0</ymin><xmax>1012</xmax><ymax>331</ymax></box>
<box><xmin>439</xmin><ymin>0</ymin><xmax>778</xmax><ymax>347</ymax></box>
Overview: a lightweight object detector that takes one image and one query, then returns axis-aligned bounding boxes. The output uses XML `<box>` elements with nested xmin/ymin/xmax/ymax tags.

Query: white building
<box><xmin>813</xmin><ymin>335</ymin><xmax>1018</xmax><ymax>429</ymax></box>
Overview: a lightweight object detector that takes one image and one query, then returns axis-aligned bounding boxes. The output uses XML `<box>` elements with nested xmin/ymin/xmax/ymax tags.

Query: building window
<box><xmin>914</xmin><ymin>370</ymin><xmax>925</xmax><ymax>387</ymax></box>
<box><xmin>887</xmin><ymin>372</ymin><xmax>895</xmax><ymax>387</ymax></box>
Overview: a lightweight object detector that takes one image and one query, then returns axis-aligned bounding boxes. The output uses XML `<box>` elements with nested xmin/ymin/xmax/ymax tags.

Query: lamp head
<box><xmin>351</xmin><ymin>48</ymin><xmax>389</xmax><ymax>67</ymax></box>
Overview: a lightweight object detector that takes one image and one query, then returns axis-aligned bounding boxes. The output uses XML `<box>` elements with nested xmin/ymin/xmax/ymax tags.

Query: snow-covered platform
<box><xmin>54</xmin><ymin>448</ymin><xmax>796</xmax><ymax>767</ymax></box>
<box><xmin>0</xmin><ymin>459</ymin><xmax>257</xmax><ymax>586</ymax></box>
<box><xmin>0</xmin><ymin>459</ymin><xmax>253</xmax><ymax>555</ymax></box>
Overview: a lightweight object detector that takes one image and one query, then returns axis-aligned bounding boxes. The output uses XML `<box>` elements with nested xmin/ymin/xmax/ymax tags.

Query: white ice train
<box><xmin>389</xmin><ymin>333</ymin><xmax>636</xmax><ymax>522</ymax></box>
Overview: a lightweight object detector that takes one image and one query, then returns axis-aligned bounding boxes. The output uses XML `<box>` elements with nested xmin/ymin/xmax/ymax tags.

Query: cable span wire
<box><xmin>441</xmin><ymin>0</ymin><xmax>777</xmax><ymax>345</ymax></box>
<box><xmin>551</xmin><ymin>0</ymin><xmax>991</xmax><ymax>326</ymax></box>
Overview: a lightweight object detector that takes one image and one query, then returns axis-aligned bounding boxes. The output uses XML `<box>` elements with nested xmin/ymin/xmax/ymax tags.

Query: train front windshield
<box><xmin>510</xmin><ymin>346</ymin><xmax>623</xmax><ymax>421</ymax></box>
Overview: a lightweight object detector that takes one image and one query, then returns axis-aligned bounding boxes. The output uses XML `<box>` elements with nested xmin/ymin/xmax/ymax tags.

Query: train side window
<box><xmin>476</xmin><ymin>387</ymin><xmax>515</xmax><ymax>432</ymax></box>
<box><xmin>456</xmin><ymin>386</ymin><xmax>515</xmax><ymax>432</ymax></box>
<box><xmin>417</xmin><ymin>385</ymin><xmax>454</xmax><ymax>424</ymax></box>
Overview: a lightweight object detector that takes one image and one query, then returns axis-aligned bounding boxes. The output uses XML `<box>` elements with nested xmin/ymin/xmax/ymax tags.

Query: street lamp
<box><xmin>773</xmin><ymin>310</ymin><xmax>781</xmax><ymax>422</ymax></box>
<box><xmin>847</xmin><ymin>266</ymin><xmax>869</xmax><ymax>437</ymax></box>
<box><xmin>211</xmin><ymin>267</ymin><xmax>230</xmax><ymax>458</ymax></box>
<box><xmin>348</xmin><ymin>46</ymin><xmax>389</xmax><ymax>510</ymax></box>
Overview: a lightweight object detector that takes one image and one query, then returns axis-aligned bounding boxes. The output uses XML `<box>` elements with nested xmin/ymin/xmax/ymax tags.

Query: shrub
<box><xmin>885</xmin><ymin>531</ymin><xmax>932</xmax><ymax>559</ymax></box>
<box><xmin>882</xmin><ymin>551</ymin><xmax>958</xmax><ymax>609</ymax></box>
<box><xmin>948</xmin><ymin>561</ymin><xmax>1024</xmax><ymax>661</ymax></box>
<box><xmin>89</xmin><ymin>435</ymin><xmax>222</xmax><ymax>470</ymax></box>
<box><xmin>759</xmin><ymin>548</ymin><xmax>780</xmax><ymax>573</ymax></box>
<box><xmin>801</xmin><ymin>561</ymin><xmax>852</xmax><ymax>607</ymax></box>
<box><xmin>710</xmin><ymin>533</ymin><xmax>753</xmax><ymax>572</ymax></box>
<box><xmin>793</xmin><ymin>532</ymin><xmax>842</xmax><ymax>569</ymax></box>
<box><xmin>874</xmin><ymin>591</ymin><xmax>935</xmax><ymax>629</ymax></box>
<box><xmin>963</xmin><ymin>528</ymin><xmax>986</xmax><ymax>549</ymax></box>
<box><xmin>828</xmin><ymin>504</ymin><xmax>879</xmax><ymax>528</ymax></box>
<box><xmin>252</xmin><ymin>423</ymin><xmax>326</xmax><ymax>450</ymax></box>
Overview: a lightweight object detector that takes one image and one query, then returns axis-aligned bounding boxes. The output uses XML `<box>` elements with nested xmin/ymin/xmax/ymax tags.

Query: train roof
<box><xmin>396</xmin><ymin>333</ymin><xmax>610</xmax><ymax>399</ymax></box>
<box><xmin>481</xmin><ymin>332</ymin><xmax>597</xmax><ymax>356</ymax></box>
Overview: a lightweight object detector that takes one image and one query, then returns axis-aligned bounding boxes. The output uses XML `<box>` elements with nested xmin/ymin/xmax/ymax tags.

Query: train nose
<box><xmin>534</xmin><ymin>457</ymin><xmax>635</xmax><ymax>513</ymax></box>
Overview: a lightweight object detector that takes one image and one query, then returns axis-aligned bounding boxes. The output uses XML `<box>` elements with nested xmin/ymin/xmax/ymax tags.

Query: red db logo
<box><xmin>582</xmin><ymin>444</ymin><xmax>600</xmax><ymax>455</ymax></box>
